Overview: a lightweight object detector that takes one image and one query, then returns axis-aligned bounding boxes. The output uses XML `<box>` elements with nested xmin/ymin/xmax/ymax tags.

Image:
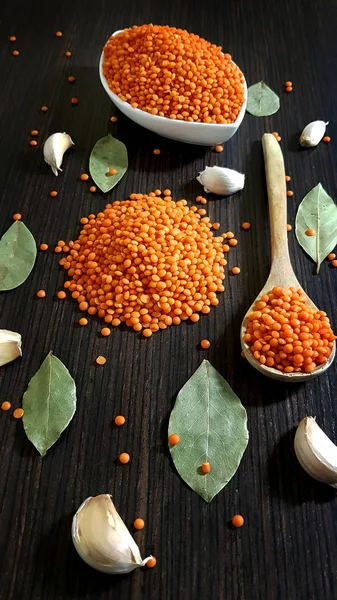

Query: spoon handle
<box><xmin>262</xmin><ymin>133</ymin><xmax>295</xmax><ymax>285</ymax></box>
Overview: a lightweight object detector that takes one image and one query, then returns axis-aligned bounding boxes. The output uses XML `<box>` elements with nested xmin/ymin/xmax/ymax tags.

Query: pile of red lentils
<box><xmin>102</xmin><ymin>24</ymin><xmax>245</xmax><ymax>124</ymax></box>
<box><xmin>60</xmin><ymin>192</ymin><xmax>227</xmax><ymax>336</ymax></box>
<box><xmin>244</xmin><ymin>286</ymin><xmax>336</xmax><ymax>373</ymax></box>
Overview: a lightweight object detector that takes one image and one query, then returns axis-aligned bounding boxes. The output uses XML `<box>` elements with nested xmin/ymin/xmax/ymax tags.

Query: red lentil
<box><xmin>9</xmin><ymin>36</ymin><xmax>16</xmax><ymax>42</ymax></box>
<box><xmin>287</xmin><ymin>191</ymin><xmax>294</xmax><ymax>197</ymax></box>
<box><xmin>40</xmin><ymin>243</ymin><xmax>48</xmax><ymax>251</ymax></box>
<box><xmin>12</xmin><ymin>50</ymin><xmax>19</xmax><ymax>56</ymax></box>
<box><xmin>13</xmin><ymin>213</ymin><xmax>21</xmax><ymax>221</ymax></box>
<box><xmin>200</xmin><ymin>339</ymin><xmax>210</xmax><ymax>349</ymax></box>
<box><xmin>60</xmin><ymin>194</ymin><xmax>226</xmax><ymax>333</ymax></box>
<box><xmin>68</xmin><ymin>76</ymin><xmax>76</xmax><ymax>83</ymax></box>
<box><xmin>242</xmin><ymin>222</ymin><xmax>251</xmax><ymax>230</ymax></box>
<box><xmin>31</xmin><ymin>130</ymin><xmax>39</xmax><ymax>136</ymax></box>
<box><xmin>201</xmin><ymin>462</ymin><xmax>211</xmax><ymax>473</ymax></box>
<box><xmin>285</xmin><ymin>175</ymin><xmax>291</xmax><ymax>182</ymax></box>
<box><xmin>244</xmin><ymin>286</ymin><xmax>336</xmax><ymax>373</ymax></box>
<box><xmin>232</xmin><ymin>514</ymin><xmax>244</xmax><ymax>527</ymax></box>
<box><xmin>286</xmin><ymin>224</ymin><xmax>292</xmax><ymax>232</ymax></box>
<box><xmin>147</xmin><ymin>557</ymin><xmax>157</xmax><ymax>568</ymax></box>
<box><xmin>110</xmin><ymin>116</ymin><xmax>118</xmax><ymax>122</ymax></box>
<box><xmin>115</xmin><ymin>415</ymin><xmax>126</xmax><ymax>426</ymax></box>
<box><xmin>96</xmin><ymin>356</ymin><xmax>106</xmax><ymax>365</ymax></box>
<box><xmin>13</xmin><ymin>408</ymin><xmax>24</xmax><ymax>419</ymax></box>
<box><xmin>305</xmin><ymin>228</ymin><xmax>315</xmax><ymax>237</ymax></box>
<box><xmin>232</xmin><ymin>267</ymin><xmax>240</xmax><ymax>275</ymax></box>
<box><xmin>71</xmin><ymin>97</ymin><xmax>79</xmax><ymax>105</ymax></box>
<box><xmin>79</xmin><ymin>318</ymin><xmax>88</xmax><ymax>326</ymax></box>
<box><xmin>323</xmin><ymin>136</ymin><xmax>331</xmax><ymax>143</ymax></box>
<box><xmin>153</xmin><ymin>149</ymin><xmax>161</xmax><ymax>155</ymax></box>
<box><xmin>41</xmin><ymin>106</ymin><xmax>48</xmax><ymax>112</ymax></box>
<box><xmin>80</xmin><ymin>173</ymin><xmax>89</xmax><ymax>181</ymax></box>
<box><xmin>1</xmin><ymin>401</ymin><xmax>11</xmax><ymax>411</ymax></box>
<box><xmin>134</xmin><ymin>518</ymin><xmax>145</xmax><ymax>530</ymax></box>
<box><xmin>89</xmin><ymin>186</ymin><xmax>97</xmax><ymax>192</ymax></box>
<box><xmin>109</xmin><ymin>168</ymin><xmax>117</xmax><ymax>175</ymax></box>
<box><xmin>169</xmin><ymin>433</ymin><xmax>180</xmax><ymax>445</ymax></box>
<box><xmin>328</xmin><ymin>253</ymin><xmax>336</xmax><ymax>261</ymax></box>
<box><xmin>102</xmin><ymin>25</ymin><xmax>245</xmax><ymax>124</ymax></box>
<box><xmin>55</xmin><ymin>31</ymin><xmax>62</xmax><ymax>37</ymax></box>
<box><xmin>215</xmin><ymin>145</ymin><xmax>224</xmax><ymax>153</ymax></box>
<box><xmin>65</xmin><ymin>51</ymin><xmax>71</xmax><ymax>57</ymax></box>
<box><xmin>331</xmin><ymin>260</ymin><xmax>337</xmax><ymax>268</ymax></box>
<box><xmin>36</xmin><ymin>290</ymin><xmax>46</xmax><ymax>298</ymax></box>
<box><xmin>57</xmin><ymin>291</ymin><xmax>66</xmax><ymax>299</ymax></box>
<box><xmin>119</xmin><ymin>452</ymin><xmax>130</xmax><ymax>464</ymax></box>
<box><xmin>30</xmin><ymin>140</ymin><xmax>38</xmax><ymax>146</ymax></box>
<box><xmin>50</xmin><ymin>191</ymin><xmax>58</xmax><ymax>197</ymax></box>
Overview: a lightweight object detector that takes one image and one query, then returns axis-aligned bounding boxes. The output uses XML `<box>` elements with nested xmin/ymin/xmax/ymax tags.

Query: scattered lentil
<box><xmin>285</xmin><ymin>175</ymin><xmax>291</xmax><ymax>182</ymax></box>
<box><xmin>80</xmin><ymin>173</ymin><xmax>89</xmax><ymax>181</ymax></box>
<box><xmin>41</xmin><ymin>106</ymin><xmax>48</xmax><ymax>112</ymax></box>
<box><xmin>286</xmin><ymin>224</ymin><xmax>292</xmax><ymax>232</ymax></box>
<box><xmin>287</xmin><ymin>191</ymin><xmax>294</xmax><ymax>197</ymax></box>
<box><xmin>119</xmin><ymin>452</ymin><xmax>130</xmax><ymax>464</ymax></box>
<box><xmin>242</xmin><ymin>222</ymin><xmax>251</xmax><ymax>230</ymax></box>
<box><xmin>147</xmin><ymin>557</ymin><xmax>157</xmax><ymax>568</ymax></box>
<box><xmin>232</xmin><ymin>267</ymin><xmax>240</xmax><ymax>275</ymax></box>
<box><xmin>285</xmin><ymin>81</ymin><xmax>292</xmax><ymax>87</ymax></box>
<box><xmin>68</xmin><ymin>76</ymin><xmax>76</xmax><ymax>83</ymax></box>
<box><xmin>109</xmin><ymin>168</ymin><xmax>117</xmax><ymax>175</ymax></box>
<box><xmin>200</xmin><ymin>339</ymin><xmax>210</xmax><ymax>349</ymax></box>
<box><xmin>96</xmin><ymin>355</ymin><xmax>107</xmax><ymax>365</ymax></box>
<box><xmin>13</xmin><ymin>213</ymin><xmax>21</xmax><ymax>221</ymax></box>
<box><xmin>215</xmin><ymin>145</ymin><xmax>224</xmax><ymax>153</ymax></box>
<box><xmin>115</xmin><ymin>415</ymin><xmax>126</xmax><ymax>426</ymax></box>
<box><xmin>229</xmin><ymin>238</ymin><xmax>238</xmax><ymax>246</ymax></box>
<box><xmin>12</xmin><ymin>50</ymin><xmax>19</xmax><ymax>56</ymax></box>
<box><xmin>31</xmin><ymin>130</ymin><xmax>39</xmax><ymax>136</ymax></box>
<box><xmin>305</xmin><ymin>228</ymin><xmax>315</xmax><ymax>236</ymax></box>
<box><xmin>153</xmin><ymin>148</ymin><xmax>161</xmax><ymax>155</ymax></box>
<box><xmin>79</xmin><ymin>317</ymin><xmax>88</xmax><ymax>326</ymax></box>
<box><xmin>57</xmin><ymin>291</ymin><xmax>66</xmax><ymax>299</ymax></box>
<box><xmin>50</xmin><ymin>191</ymin><xmax>58</xmax><ymax>197</ymax></box>
<box><xmin>65</xmin><ymin>51</ymin><xmax>71</xmax><ymax>57</ymax></box>
<box><xmin>40</xmin><ymin>243</ymin><xmax>48</xmax><ymax>251</ymax></box>
<box><xmin>323</xmin><ymin>136</ymin><xmax>331</xmax><ymax>143</ymax></box>
<box><xmin>134</xmin><ymin>518</ymin><xmax>145</xmax><ymax>530</ymax></box>
<box><xmin>232</xmin><ymin>514</ymin><xmax>244</xmax><ymax>528</ymax></box>
<box><xmin>331</xmin><ymin>260</ymin><xmax>337</xmax><ymax>268</ymax></box>
<box><xmin>89</xmin><ymin>186</ymin><xmax>97</xmax><ymax>193</ymax></box>
<box><xmin>110</xmin><ymin>116</ymin><xmax>118</xmax><ymax>122</ymax></box>
<box><xmin>328</xmin><ymin>253</ymin><xmax>336</xmax><ymax>261</ymax></box>
<box><xmin>169</xmin><ymin>433</ymin><xmax>180</xmax><ymax>445</ymax></box>
<box><xmin>9</xmin><ymin>36</ymin><xmax>16</xmax><ymax>42</ymax></box>
<box><xmin>55</xmin><ymin>31</ymin><xmax>63</xmax><ymax>37</ymax></box>
<box><xmin>201</xmin><ymin>462</ymin><xmax>211</xmax><ymax>473</ymax></box>
<box><xmin>101</xmin><ymin>327</ymin><xmax>111</xmax><ymax>337</ymax></box>
<box><xmin>71</xmin><ymin>97</ymin><xmax>79</xmax><ymax>105</ymax></box>
<box><xmin>285</xmin><ymin>86</ymin><xmax>293</xmax><ymax>92</ymax></box>
<box><xmin>1</xmin><ymin>401</ymin><xmax>11</xmax><ymax>411</ymax></box>
<box><xmin>13</xmin><ymin>408</ymin><xmax>24</xmax><ymax>419</ymax></box>
<box><xmin>36</xmin><ymin>290</ymin><xmax>46</xmax><ymax>298</ymax></box>
<box><xmin>30</xmin><ymin>140</ymin><xmax>38</xmax><ymax>146</ymax></box>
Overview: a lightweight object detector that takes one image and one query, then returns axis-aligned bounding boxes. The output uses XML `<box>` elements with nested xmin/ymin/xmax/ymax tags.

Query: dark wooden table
<box><xmin>1</xmin><ymin>0</ymin><xmax>337</xmax><ymax>598</ymax></box>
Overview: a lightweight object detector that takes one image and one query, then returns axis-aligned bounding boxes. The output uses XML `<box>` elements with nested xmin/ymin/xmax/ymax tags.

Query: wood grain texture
<box><xmin>1</xmin><ymin>0</ymin><xmax>337</xmax><ymax>599</ymax></box>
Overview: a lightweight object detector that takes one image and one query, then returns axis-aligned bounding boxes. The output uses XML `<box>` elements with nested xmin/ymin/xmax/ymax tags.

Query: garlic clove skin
<box><xmin>43</xmin><ymin>132</ymin><xmax>74</xmax><ymax>176</ymax></box>
<box><xmin>197</xmin><ymin>166</ymin><xmax>245</xmax><ymax>196</ymax></box>
<box><xmin>299</xmin><ymin>121</ymin><xmax>328</xmax><ymax>147</ymax></box>
<box><xmin>0</xmin><ymin>329</ymin><xmax>22</xmax><ymax>367</ymax></box>
<box><xmin>294</xmin><ymin>417</ymin><xmax>337</xmax><ymax>488</ymax></box>
<box><xmin>72</xmin><ymin>494</ymin><xmax>153</xmax><ymax>574</ymax></box>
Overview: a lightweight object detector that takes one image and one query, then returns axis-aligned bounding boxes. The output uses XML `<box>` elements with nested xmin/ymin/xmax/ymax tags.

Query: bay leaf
<box><xmin>247</xmin><ymin>81</ymin><xmax>280</xmax><ymax>117</ymax></box>
<box><xmin>295</xmin><ymin>183</ymin><xmax>337</xmax><ymax>273</ymax></box>
<box><xmin>89</xmin><ymin>134</ymin><xmax>128</xmax><ymax>193</ymax></box>
<box><xmin>0</xmin><ymin>221</ymin><xmax>37</xmax><ymax>291</ymax></box>
<box><xmin>22</xmin><ymin>352</ymin><xmax>76</xmax><ymax>456</ymax></box>
<box><xmin>168</xmin><ymin>360</ymin><xmax>249</xmax><ymax>502</ymax></box>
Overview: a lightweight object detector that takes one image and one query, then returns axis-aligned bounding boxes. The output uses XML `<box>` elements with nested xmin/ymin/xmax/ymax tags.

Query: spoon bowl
<box><xmin>99</xmin><ymin>30</ymin><xmax>247</xmax><ymax>146</ymax></box>
<box><xmin>240</xmin><ymin>134</ymin><xmax>335</xmax><ymax>381</ymax></box>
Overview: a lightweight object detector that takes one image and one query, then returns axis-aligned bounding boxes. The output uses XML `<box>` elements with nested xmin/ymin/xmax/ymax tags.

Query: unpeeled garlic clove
<box><xmin>43</xmin><ymin>132</ymin><xmax>74</xmax><ymax>176</ymax></box>
<box><xmin>197</xmin><ymin>166</ymin><xmax>245</xmax><ymax>196</ymax></box>
<box><xmin>0</xmin><ymin>329</ymin><xmax>22</xmax><ymax>367</ymax></box>
<box><xmin>72</xmin><ymin>494</ymin><xmax>153</xmax><ymax>574</ymax></box>
<box><xmin>299</xmin><ymin>121</ymin><xmax>328</xmax><ymax>147</ymax></box>
<box><xmin>294</xmin><ymin>416</ymin><xmax>337</xmax><ymax>488</ymax></box>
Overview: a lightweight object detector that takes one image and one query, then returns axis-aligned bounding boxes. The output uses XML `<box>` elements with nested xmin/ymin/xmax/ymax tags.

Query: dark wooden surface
<box><xmin>1</xmin><ymin>0</ymin><xmax>337</xmax><ymax>599</ymax></box>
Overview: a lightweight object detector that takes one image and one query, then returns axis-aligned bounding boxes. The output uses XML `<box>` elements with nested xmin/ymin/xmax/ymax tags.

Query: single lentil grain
<box><xmin>328</xmin><ymin>253</ymin><xmax>336</xmax><ymax>261</ymax></box>
<box><xmin>134</xmin><ymin>518</ymin><xmax>145</xmax><ymax>530</ymax></box>
<box><xmin>323</xmin><ymin>136</ymin><xmax>331</xmax><ymax>143</ymax></box>
<box><xmin>232</xmin><ymin>267</ymin><xmax>240</xmax><ymax>275</ymax></box>
<box><xmin>169</xmin><ymin>433</ymin><xmax>180</xmax><ymax>445</ymax></box>
<box><xmin>31</xmin><ymin>130</ymin><xmax>39</xmax><ymax>136</ymax></box>
<box><xmin>1</xmin><ymin>401</ymin><xmax>11</xmax><ymax>411</ymax></box>
<box><xmin>50</xmin><ymin>191</ymin><xmax>58</xmax><ymax>197</ymax></box>
<box><xmin>305</xmin><ymin>228</ymin><xmax>315</xmax><ymax>236</ymax></box>
<box><xmin>13</xmin><ymin>213</ymin><xmax>21</xmax><ymax>221</ymax></box>
<box><xmin>110</xmin><ymin>116</ymin><xmax>118</xmax><ymax>122</ymax></box>
<box><xmin>287</xmin><ymin>191</ymin><xmax>294</xmax><ymax>197</ymax></box>
<box><xmin>96</xmin><ymin>356</ymin><xmax>106</xmax><ymax>365</ymax></box>
<box><xmin>119</xmin><ymin>452</ymin><xmax>130</xmax><ymax>464</ymax></box>
<box><xmin>215</xmin><ymin>145</ymin><xmax>223</xmax><ymax>152</ymax></box>
<box><xmin>13</xmin><ymin>408</ymin><xmax>24</xmax><ymax>419</ymax></box>
<box><xmin>153</xmin><ymin>149</ymin><xmax>161</xmax><ymax>155</ymax></box>
<box><xmin>232</xmin><ymin>514</ymin><xmax>244</xmax><ymax>527</ymax></box>
<box><xmin>201</xmin><ymin>462</ymin><xmax>211</xmax><ymax>473</ymax></box>
<box><xmin>30</xmin><ymin>140</ymin><xmax>38</xmax><ymax>146</ymax></box>
<box><xmin>200</xmin><ymin>339</ymin><xmax>210</xmax><ymax>349</ymax></box>
<box><xmin>57</xmin><ymin>291</ymin><xmax>66</xmax><ymax>299</ymax></box>
<box><xmin>242</xmin><ymin>222</ymin><xmax>251</xmax><ymax>230</ymax></box>
<box><xmin>79</xmin><ymin>318</ymin><xmax>88</xmax><ymax>326</ymax></box>
<box><xmin>80</xmin><ymin>173</ymin><xmax>89</xmax><ymax>181</ymax></box>
<box><xmin>37</xmin><ymin>290</ymin><xmax>46</xmax><ymax>298</ymax></box>
<box><xmin>89</xmin><ymin>186</ymin><xmax>97</xmax><ymax>192</ymax></box>
<box><xmin>147</xmin><ymin>558</ymin><xmax>157</xmax><ymax>568</ymax></box>
<box><xmin>115</xmin><ymin>415</ymin><xmax>126</xmax><ymax>426</ymax></box>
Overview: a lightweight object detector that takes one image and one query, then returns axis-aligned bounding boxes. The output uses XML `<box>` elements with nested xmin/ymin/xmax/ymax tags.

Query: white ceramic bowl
<box><xmin>99</xmin><ymin>30</ymin><xmax>247</xmax><ymax>145</ymax></box>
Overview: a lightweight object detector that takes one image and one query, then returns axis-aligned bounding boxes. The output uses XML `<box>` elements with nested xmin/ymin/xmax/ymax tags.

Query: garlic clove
<box><xmin>43</xmin><ymin>132</ymin><xmax>74</xmax><ymax>176</ymax></box>
<box><xmin>294</xmin><ymin>416</ymin><xmax>337</xmax><ymax>487</ymax></box>
<box><xmin>72</xmin><ymin>494</ymin><xmax>153</xmax><ymax>574</ymax></box>
<box><xmin>197</xmin><ymin>166</ymin><xmax>245</xmax><ymax>196</ymax></box>
<box><xmin>299</xmin><ymin>121</ymin><xmax>328</xmax><ymax>147</ymax></box>
<box><xmin>0</xmin><ymin>329</ymin><xmax>22</xmax><ymax>367</ymax></box>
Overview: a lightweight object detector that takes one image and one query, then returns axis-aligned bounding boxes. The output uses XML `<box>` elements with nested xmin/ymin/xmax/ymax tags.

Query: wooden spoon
<box><xmin>240</xmin><ymin>133</ymin><xmax>335</xmax><ymax>381</ymax></box>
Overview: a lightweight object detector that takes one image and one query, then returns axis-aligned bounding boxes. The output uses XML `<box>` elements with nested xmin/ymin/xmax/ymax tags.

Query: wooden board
<box><xmin>1</xmin><ymin>1</ymin><xmax>337</xmax><ymax>598</ymax></box>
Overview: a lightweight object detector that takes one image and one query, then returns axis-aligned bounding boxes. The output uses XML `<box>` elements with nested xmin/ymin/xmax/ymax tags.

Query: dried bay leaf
<box><xmin>89</xmin><ymin>134</ymin><xmax>128</xmax><ymax>193</ymax></box>
<box><xmin>168</xmin><ymin>360</ymin><xmax>249</xmax><ymax>502</ymax></box>
<box><xmin>0</xmin><ymin>221</ymin><xmax>37</xmax><ymax>291</ymax></box>
<box><xmin>295</xmin><ymin>183</ymin><xmax>337</xmax><ymax>273</ymax></box>
<box><xmin>247</xmin><ymin>81</ymin><xmax>280</xmax><ymax>117</ymax></box>
<box><xmin>22</xmin><ymin>352</ymin><xmax>77</xmax><ymax>456</ymax></box>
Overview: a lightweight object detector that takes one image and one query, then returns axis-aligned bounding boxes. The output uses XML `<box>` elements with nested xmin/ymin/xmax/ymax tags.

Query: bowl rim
<box><xmin>99</xmin><ymin>29</ymin><xmax>247</xmax><ymax>129</ymax></box>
